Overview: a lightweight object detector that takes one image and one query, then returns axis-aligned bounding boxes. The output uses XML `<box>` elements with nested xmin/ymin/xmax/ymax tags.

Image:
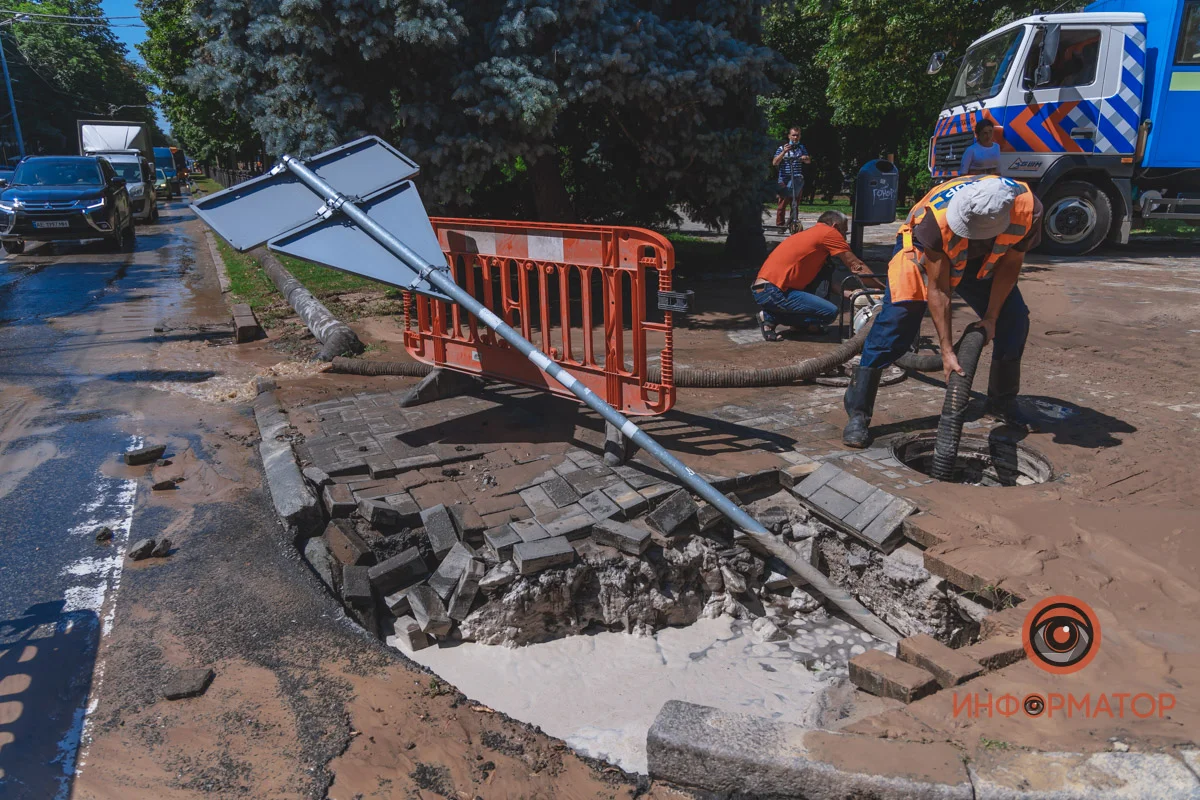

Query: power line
<box><xmin>0</xmin><ymin>9</ymin><xmax>142</xmax><ymax>20</ymax></box>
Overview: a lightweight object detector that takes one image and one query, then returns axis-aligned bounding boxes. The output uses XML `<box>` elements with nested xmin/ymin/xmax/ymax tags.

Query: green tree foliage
<box><xmin>182</xmin><ymin>0</ymin><xmax>783</xmax><ymax>254</ymax></box>
<box><xmin>0</xmin><ymin>0</ymin><xmax>156</xmax><ymax>156</ymax></box>
<box><xmin>137</xmin><ymin>0</ymin><xmax>258</xmax><ymax>164</ymax></box>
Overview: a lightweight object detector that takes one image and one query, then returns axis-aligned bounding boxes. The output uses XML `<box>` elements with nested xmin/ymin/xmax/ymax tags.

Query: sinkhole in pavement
<box><xmin>891</xmin><ymin>433</ymin><xmax>1053</xmax><ymax>486</ymax></box>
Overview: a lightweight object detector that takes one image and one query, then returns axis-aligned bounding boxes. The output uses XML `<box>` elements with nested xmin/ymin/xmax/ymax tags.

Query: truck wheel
<box><xmin>1038</xmin><ymin>180</ymin><xmax>1112</xmax><ymax>256</ymax></box>
<box><xmin>3</xmin><ymin>239</ymin><xmax>25</xmax><ymax>255</ymax></box>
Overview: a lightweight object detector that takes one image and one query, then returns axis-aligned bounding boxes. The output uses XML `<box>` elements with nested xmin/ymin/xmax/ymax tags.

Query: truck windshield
<box><xmin>945</xmin><ymin>27</ymin><xmax>1024</xmax><ymax>108</ymax></box>
<box><xmin>110</xmin><ymin>162</ymin><xmax>143</xmax><ymax>182</ymax></box>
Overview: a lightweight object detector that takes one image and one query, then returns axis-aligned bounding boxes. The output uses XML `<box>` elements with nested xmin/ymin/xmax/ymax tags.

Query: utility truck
<box><xmin>927</xmin><ymin>0</ymin><xmax>1200</xmax><ymax>254</ymax></box>
<box><xmin>78</xmin><ymin>120</ymin><xmax>158</xmax><ymax>224</ymax></box>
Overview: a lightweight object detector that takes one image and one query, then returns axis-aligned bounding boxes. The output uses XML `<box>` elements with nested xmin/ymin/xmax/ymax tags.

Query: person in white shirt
<box><xmin>959</xmin><ymin>119</ymin><xmax>1001</xmax><ymax>176</ymax></box>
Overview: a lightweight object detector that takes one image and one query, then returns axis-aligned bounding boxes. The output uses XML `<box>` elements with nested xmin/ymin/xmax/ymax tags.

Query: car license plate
<box><xmin>33</xmin><ymin>220</ymin><xmax>70</xmax><ymax>229</ymax></box>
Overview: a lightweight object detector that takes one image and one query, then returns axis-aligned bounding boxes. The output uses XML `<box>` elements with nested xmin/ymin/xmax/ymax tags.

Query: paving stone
<box><xmin>898</xmin><ymin>633</ymin><xmax>984</xmax><ymax>688</ymax></box>
<box><xmin>302</xmin><ymin>536</ymin><xmax>337</xmax><ymax>592</ymax></box>
<box><xmin>448</xmin><ymin>558</ymin><xmax>486</xmax><ymax>621</ymax></box>
<box><xmin>542</xmin><ymin>509</ymin><xmax>594</xmax><ymax>541</ymax></box>
<box><xmin>513</xmin><ymin>536</ymin><xmax>576</xmax><ymax>575</ymax></box>
<box><xmin>381</xmin><ymin>493</ymin><xmax>423</xmax><ymax>527</ymax></box>
<box><xmin>421</xmin><ymin>503</ymin><xmax>461</xmax><ymax>560</ymax></box>
<box><xmin>736</xmin><ymin>468</ymin><xmax>780</xmax><ymax>494</ymax></box>
<box><xmin>350</xmin><ymin>475</ymin><xmax>426</xmax><ymax>499</ymax></box>
<box><xmin>592</xmin><ymin>519</ymin><xmax>651</xmax><ymax>555</ymax></box>
<box><xmin>480</xmin><ymin>507</ymin><xmax>530</xmax><ymax>529</ymax></box>
<box><xmin>341</xmin><ymin>564</ymin><xmax>374</xmax><ymax>609</ymax></box>
<box><xmin>125</xmin><ymin>443</ymin><xmax>167</xmax><ymax>466</ymax></box>
<box><xmin>646</xmin><ymin>489</ymin><xmax>698</xmax><ymax>535</ymax></box>
<box><xmin>357</xmin><ymin>498</ymin><xmax>401</xmax><ymax>530</ymax></box>
<box><xmin>580</xmin><ymin>489</ymin><xmax>621</xmax><ymax>521</ymax></box>
<box><xmin>385</xmin><ymin>614</ymin><xmax>431</xmax><ymax>652</ymax></box>
<box><xmin>510</xmin><ymin>518</ymin><xmax>550</xmax><ymax>543</ymax></box>
<box><xmin>411</xmin><ymin>480</ymin><xmax>469</xmax><ymax>510</ymax></box>
<box><xmin>553</xmin><ymin>460</ymin><xmax>581</xmax><ymax>476</ymax></box>
<box><xmin>367</xmin><ymin>546</ymin><xmax>429</xmax><ymax>595</ymax></box>
<box><xmin>778</xmin><ymin>462</ymin><xmax>820</xmax><ymax>488</ymax></box>
<box><xmin>792</xmin><ymin>461</ymin><xmax>841</xmax><ymax>498</ymax></box>
<box><xmin>827</xmin><ymin>470</ymin><xmax>877</xmax><ymax>503</ymax></box>
<box><xmin>614</xmin><ymin>464</ymin><xmax>658</xmax><ymax>489</ymax></box>
<box><xmin>541</xmin><ymin>476</ymin><xmax>581</xmax><ymax>508</ymax></box>
<box><xmin>408</xmin><ymin>584</ymin><xmax>453</xmax><ymax>636</ymax></box>
<box><xmin>325</xmin><ymin>458</ymin><xmax>370</xmax><ymax>477</ymax></box>
<box><xmin>384</xmin><ymin>586</ymin><xmax>416</xmax><ymax>615</ymax></box>
<box><xmin>842</xmin><ymin>487</ymin><xmax>895</xmax><ymax>532</ymax></box>
<box><xmin>602</xmin><ymin>481</ymin><xmax>648</xmax><ymax>519</ymax></box>
<box><xmin>518</xmin><ymin>485</ymin><xmax>558</xmax><ymax>518</ymax></box>
<box><xmin>565</xmin><ymin>449</ymin><xmax>603</xmax><ymax>468</ymax></box>
<box><xmin>563</xmin><ymin>464</ymin><xmax>618</xmax><ymax>494</ymax></box>
<box><xmin>639</xmin><ymin>482</ymin><xmax>678</xmax><ymax>507</ymax></box>
<box><xmin>427</xmin><ymin>542</ymin><xmax>477</xmax><ymax>601</ymax></box>
<box><xmin>163</xmin><ymin>668</ymin><xmax>215</xmax><ymax>700</ymax></box>
<box><xmin>808</xmin><ymin>485</ymin><xmax>858</xmax><ymax>520</ymax></box>
<box><xmin>302</xmin><ymin>465</ymin><xmax>332</xmax><ymax>487</ymax></box>
<box><xmin>484</xmin><ymin>526</ymin><xmax>522</xmax><ymax>560</ymax></box>
<box><xmin>695</xmin><ymin>492</ymin><xmax>739</xmax><ymax>532</ymax></box>
<box><xmin>322</xmin><ymin>519</ymin><xmax>375</xmax><ymax>567</ymax></box>
<box><xmin>322</xmin><ymin>483</ymin><xmax>357</xmax><ymax>518</ymax></box>
<box><xmin>860</xmin><ymin>496</ymin><xmax>916</xmax><ymax>549</ymax></box>
<box><xmin>393</xmin><ymin>453</ymin><xmax>440</xmax><ymax>471</ymax></box>
<box><xmin>849</xmin><ymin>649</ymin><xmax>939</xmax><ymax>704</ymax></box>
<box><xmin>960</xmin><ymin>635</ymin><xmax>1027</xmax><ymax>672</ymax></box>
<box><xmin>366</xmin><ymin>455</ymin><xmax>400</xmax><ymax>479</ymax></box>
<box><xmin>448</xmin><ymin>503</ymin><xmax>487</xmax><ymax>542</ymax></box>
<box><xmin>479</xmin><ymin>561</ymin><xmax>518</xmax><ymax>591</ymax></box>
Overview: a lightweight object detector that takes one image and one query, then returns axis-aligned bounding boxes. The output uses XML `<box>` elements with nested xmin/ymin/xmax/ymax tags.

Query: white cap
<box><xmin>947</xmin><ymin>179</ymin><xmax>1018</xmax><ymax>240</ymax></box>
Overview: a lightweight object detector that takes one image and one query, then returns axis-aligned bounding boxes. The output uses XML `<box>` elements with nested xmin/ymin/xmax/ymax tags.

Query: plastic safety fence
<box><xmin>403</xmin><ymin>218</ymin><xmax>676</xmax><ymax>416</ymax></box>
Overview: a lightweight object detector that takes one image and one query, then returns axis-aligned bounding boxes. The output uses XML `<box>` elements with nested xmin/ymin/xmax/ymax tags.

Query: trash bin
<box><xmin>850</xmin><ymin>159</ymin><xmax>900</xmax><ymax>257</ymax></box>
<box><xmin>853</xmin><ymin>159</ymin><xmax>900</xmax><ymax>225</ymax></box>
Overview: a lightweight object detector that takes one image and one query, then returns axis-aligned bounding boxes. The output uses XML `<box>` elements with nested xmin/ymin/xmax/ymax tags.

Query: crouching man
<box><xmin>842</xmin><ymin>176</ymin><xmax>1042</xmax><ymax>448</ymax></box>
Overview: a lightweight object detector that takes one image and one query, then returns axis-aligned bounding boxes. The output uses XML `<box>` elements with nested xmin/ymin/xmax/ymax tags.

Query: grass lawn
<box><xmin>1131</xmin><ymin>218</ymin><xmax>1199</xmax><ymax>236</ymax></box>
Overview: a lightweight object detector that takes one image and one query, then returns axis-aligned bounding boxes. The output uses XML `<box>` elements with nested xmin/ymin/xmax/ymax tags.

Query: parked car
<box><xmin>154</xmin><ymin>167</ymin><xmax>170</xmax><ymax>200</ymax></box>
<box><xmin>102</xmin><ymin>153</ymin><xmax>158</xmax><ymax>224</ymax></box>
<box><xmin>0</xmin><ymin>168</ymin><xmax>13</xmax><ymax>188</ymax></box>
<box><xmin>0</xmin><ymin>156</ymin><xmax>136</xmax><ymax>255</ymax></box>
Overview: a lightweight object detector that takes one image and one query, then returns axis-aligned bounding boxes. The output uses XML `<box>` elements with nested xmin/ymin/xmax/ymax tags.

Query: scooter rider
<box><xmin>841</xmin><ymin>175</ymin><xmax>1043</xmax><ymax>448</ymax></box>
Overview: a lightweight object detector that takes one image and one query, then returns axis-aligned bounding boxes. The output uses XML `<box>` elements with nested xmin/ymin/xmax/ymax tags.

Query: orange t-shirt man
<box><xmin>754</xmin><ymin>223</ymin><xmax>850</xmax><ymax>291</ymax></box>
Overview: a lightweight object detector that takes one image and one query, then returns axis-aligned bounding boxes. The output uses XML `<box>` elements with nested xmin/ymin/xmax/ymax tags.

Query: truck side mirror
<box><xmin>927</xmin><ymin>51</ymin><xmax>947</xmax><ymax>75</ymax></box>
<box><xmin>1033</xmin><ymin>24</ymin><xmax>1061</xmax><ymax>87</ymax></box>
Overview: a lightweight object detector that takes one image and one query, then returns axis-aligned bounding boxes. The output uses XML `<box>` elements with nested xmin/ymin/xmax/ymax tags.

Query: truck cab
<box><xmin>928</xmin><ymin>0</ymin><xmax>1200</xmax><ymax>254</ymax></box>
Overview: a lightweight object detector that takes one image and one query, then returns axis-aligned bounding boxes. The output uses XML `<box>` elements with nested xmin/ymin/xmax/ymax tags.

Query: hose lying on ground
<box><xmin>896</xmin><ymin>349</ymin><xmax>943</xmax><ymax>372</ymax></box>
<box><xmin>931</xmin><ymin>323</ymin><xmax>987</xmax><ymax>482</ymax></box>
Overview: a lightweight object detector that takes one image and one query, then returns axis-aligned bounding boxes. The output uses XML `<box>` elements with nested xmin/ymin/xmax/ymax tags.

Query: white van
<box><xmin>95</xmin><ymin>151</ymin><xmax>159</xmax><ymax>224</ymax></box>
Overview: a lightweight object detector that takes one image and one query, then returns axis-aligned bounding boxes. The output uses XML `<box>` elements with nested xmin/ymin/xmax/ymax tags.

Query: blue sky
<box><xmin>100</xmin><ymin>0</ymin><xmax>171</xmax><ymax>131</ymax></box>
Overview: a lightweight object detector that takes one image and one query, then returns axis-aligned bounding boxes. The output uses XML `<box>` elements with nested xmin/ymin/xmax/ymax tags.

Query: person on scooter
<box><xmin>841</xmin><ymin>175</ymin><xmax>1043</xmax><ymax>448</ymax></box>
<box><xmin>773</xmin><ymin>126</ymin><xmax>810</xmax><ymax>228</ymax></box>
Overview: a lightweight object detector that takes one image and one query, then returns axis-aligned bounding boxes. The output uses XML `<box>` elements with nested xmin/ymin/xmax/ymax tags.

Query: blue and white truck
<box><xmin>928</xmin><ymin>0</ymin><xmax>1199</xmax><ymax>254</ymax></box>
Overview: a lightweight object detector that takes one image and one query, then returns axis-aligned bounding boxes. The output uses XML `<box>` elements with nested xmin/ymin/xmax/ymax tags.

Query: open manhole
<box><xmin>890</xmin><ymin>433</ymin><xmax>1053</xmax><ymax>486</ymax></box>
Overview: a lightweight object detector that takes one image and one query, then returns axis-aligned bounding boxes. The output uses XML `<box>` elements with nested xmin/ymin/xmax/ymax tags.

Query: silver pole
<box><xmin>279</xmin><ymin>155</ymin><xmax>899</xmax><ymax>643</ymax></box>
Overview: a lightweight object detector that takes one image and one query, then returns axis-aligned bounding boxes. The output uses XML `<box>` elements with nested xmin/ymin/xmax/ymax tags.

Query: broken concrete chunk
<box><xmin>384</xmin><ymin>586</ymin><xmax>416</xmax><ymax>615</ymax></box>
<box><xmin>479</xmin><ymin>561</ymin><xmax>518</xmax><ymax>591</ymax></box>
<box><xmin>163</xmin><ymin>667</ymin><xmax>215</xmax><ymax>700</ymax></box>
<box><xmin>591</xmin><ymin>519</ymin><xmax>651</xmax><ymax>555</ymax></box>
<box><xmin>420</xmin><ymin>503</ymin><xmax>461</xmax><ymax>559</ymax></box>
<box><xmin>358</xmin><ymin>498</ymin><xmax>401</xmax><ymax>530</ymax></box>
<box><xmin>385</xmin><ymin>615</ymin><xmax>430</xmax><ymax>652</ymax></box>
<box><xmin>408</xmin><ymin>584</ymin><xmax>453</xmax><ymax>636</ymax></box>
<box><xmin>542</xmin><ymin>476</ymin><xmax>581</xmax><ymax>508</ymax></box>
<box><xmin>484</xmin><ymin>526</ymin><xmax>522</xmax><ymax>561</ymax></box>
<box><xmin>303</xmin><ymin>536</ymin><xmax>338</xmax><ymax>592</ymax></box>
<box><xmin>94</xmin><ymin>526</ymin><xmax>114</xmax><ymax>543</ymax></box>
<box><xmin>448</xmin><ymin>558</ymin><xmax>486</xmax><ymax>621</ymax></box>
<box><xmin>127</xmin><ymin>538</ymin><xmax>156</xmax><ymax>561</ymax></box>
<box><xmin>302</xmin><ymin>465</ymin><xmax>332</xmax><ymax>488</ymax></box>
<box><xmin>151</xmin><ymin>478</ymin><xmax>178</xmax><ymax>491</ymax></box>
<box><xmin>427</xmin><ymin>542</ymin><xmax>477</xmax><ymax>601</ymax></box>
<box><xmin>150</xmin><ymin>538</ymin><xmax>172</xmax><ymax>558</ymax></box>
<box><xmin>513</xmin><ymin>536</ymin><xmax>575</xmax><ymax>575</ymax></box>
<box><xmin>580</xmin><ymin>489</ymin><xmax>621</xmax><ymax>521</ymax></box>
<box><xmin>323</xmin><ymin>484</ymin><xmax>357</xmax><ymax>518</ymax></box>
<box><xmin>125</xmin><ymin>444</ymin><xmax>167</xmax><ymax>466</ymax></box>
<box><xmin>323</xmin><ymin>519</ymin><xmax>375</xmax><ymax>567</ymax></box>
<box><xmin>367</xmin><ymin>546</ymin><xmax>429</xmax><ymax>595</ymax></box>
<box><xmin>341</xmin><ymin>564</ymin><xmax>374</xmax><ymax>609</ymax></box>
<box><xmin>646</xmin><ymin>489</ymin><xmax>698</xmax><ymax>536</ymax></box>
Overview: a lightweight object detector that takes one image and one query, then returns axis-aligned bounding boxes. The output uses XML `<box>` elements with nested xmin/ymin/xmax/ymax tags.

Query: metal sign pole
<box><xmin>277</xmin><ymin>154</ymin><xmax>898</xmax><ymax>643</ymax></box>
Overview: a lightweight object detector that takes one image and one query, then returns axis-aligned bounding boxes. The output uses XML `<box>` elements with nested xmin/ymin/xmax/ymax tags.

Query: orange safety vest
<box><xmin>888</xmin><ymin>175</ymin><xmax>1035</xmax><ymax>303</ymax></box>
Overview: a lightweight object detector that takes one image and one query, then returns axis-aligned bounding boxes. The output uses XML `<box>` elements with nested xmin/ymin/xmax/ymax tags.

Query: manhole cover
<box><xmin>890</xmin><ymin>433</ymin><xmax>1053</xmax><ymax>486</ymax></box>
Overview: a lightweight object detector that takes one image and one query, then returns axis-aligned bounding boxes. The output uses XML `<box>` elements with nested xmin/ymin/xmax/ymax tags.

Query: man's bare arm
<box><xmin>837</xmin><ymin>251</ymin><xmax>885</xmax><ymax>290</ymax></box>
<box><xmin>772</xmin><ymin>146</ymin><xmax>788</xmax><ymax>166</ymax></box>
<box><xmin>923</xmin><ymin>254</ymin><xmax>964</xmax><ymax>379</ymax></box>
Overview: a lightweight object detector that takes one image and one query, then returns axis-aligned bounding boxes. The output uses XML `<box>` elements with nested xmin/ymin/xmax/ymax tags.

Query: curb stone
<box><xmin>647</xmin><ymin>701</ymin><xmax>1200</xmax><ymax>800</ymax></box>
<box><xmin>204</xmin><ymin>229</ymin><xmax>232</xmax><ymax>294</ymax></box>
<box><xmin>254</xmin><ymin>391</ymin><xmax>324</xmax><ymax>538</ymax></box>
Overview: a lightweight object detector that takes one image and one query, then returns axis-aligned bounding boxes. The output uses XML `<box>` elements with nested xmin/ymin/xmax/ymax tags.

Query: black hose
<box><xmin>896</xmin><ymin>350</ymin><xmax>943</xmax><ymax>372</ymax></box>
<box><xmin>332</xmin><ymin>317</ymin><xmax>876</xmax><ymax>388</ymax></box>
<box><xmin>932</xmin><ymin>324</ymin><xmax>987</xmax><ymax>482</ymax></box>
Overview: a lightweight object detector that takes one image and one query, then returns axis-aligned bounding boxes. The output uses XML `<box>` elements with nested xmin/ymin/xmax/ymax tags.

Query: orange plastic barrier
<box><xmin>403</xmin><ymin>218</ymin><xmax>675</xmax><ymax>416</ymax></box>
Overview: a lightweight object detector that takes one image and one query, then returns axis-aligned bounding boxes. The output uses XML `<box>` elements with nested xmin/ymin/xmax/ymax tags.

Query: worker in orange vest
<box><xmin>842</xmin><ymin>175</ymin><xmax>1043</xmax><ymax>448</ymax></box>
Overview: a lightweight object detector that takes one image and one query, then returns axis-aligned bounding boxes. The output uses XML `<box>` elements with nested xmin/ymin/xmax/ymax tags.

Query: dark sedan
<box><xmin>0</xmin><ymin>156</ymin><xmax>136</xmax><ymax>255</ymax></box>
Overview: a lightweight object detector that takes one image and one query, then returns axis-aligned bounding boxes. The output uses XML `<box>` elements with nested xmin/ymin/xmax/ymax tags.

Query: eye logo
<box><xmin>1023</xmin><ymin>596</ymin><xmax>1101</xmax><ymax>674</ymax></box>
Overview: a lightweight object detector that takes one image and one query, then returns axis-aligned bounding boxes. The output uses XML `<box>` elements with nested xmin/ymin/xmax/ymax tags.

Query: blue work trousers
<box><xmin>859</xmin><ymin>242</ymin><xmax>1029</xmax><ymax>369</ymax></box>
<box><xmin>753</xmin><ymin>282</ymin><xmax>838</xmax><ymax>327</ymax></box>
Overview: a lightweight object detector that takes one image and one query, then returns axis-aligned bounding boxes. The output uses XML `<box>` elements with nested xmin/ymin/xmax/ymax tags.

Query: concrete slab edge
<box><xmin>204</xmin><ymin>229</ymin><xmax>232</xmax><ymax>294</ymax></box>
<box><xmin>254</xmin><ymin>391</ymin><xmax>324</xmax><ymax>539</ymax></box>
<box><xmin>647</xmin><ymin>701</ymin><xmax>1200</xmax><ymax>800</ymax></box>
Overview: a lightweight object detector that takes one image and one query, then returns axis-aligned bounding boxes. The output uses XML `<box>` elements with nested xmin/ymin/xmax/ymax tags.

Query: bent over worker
<box><xmin>752</xmin><ymin>210</ymin><xmax>879</xmax><ymax>341</ymax></box>
<box><xmin>841</xmin><ymin>175</ymin><xmax>1042</xmax><ymax>448</ymax></box>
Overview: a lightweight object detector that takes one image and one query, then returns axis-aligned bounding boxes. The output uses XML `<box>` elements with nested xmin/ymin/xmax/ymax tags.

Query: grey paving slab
<box><xmin>793</xmin><ymin>462</ymin><xmax>841</xmax><ymax>498</ymax></box>
<box><xmin>519</xmin><ymin>485</ymin><xmax>558</xmax><ymax>518</ymax></box>
<box><xmin>580</xmin><ymin>489</ymin><xmax>621</xmax><ymax>521</ymax></box>
<box><xmin>602</xmin><ymin>481</ymin><xmax>648</xmax><ymax>519</ymax></box>
<box><xmin>842</xmin><ymin>488</ymin><xmax>895</xmax><ymax>532</ymax></box>
<box><xmin>827</xmin><ymin>470</ymin><xmax>877</xmax><ymax>503</ymax></box>
<box><xmin>542</xmin><ymin>476</ymin><xmax>581</xmax><ymax>508</ymax></box>
<box><xmin>592</xmin><ymin>519</ymin><xmax>651</xmax><ymax>555</ymax></box>
<box><xmin>511</xmin><ymin>519</ymin><xmax>550</xmax><ymax>543</ymax></box>
<box><xmin>860</xmin><ymin>496</ymin><xmax>916</xmax><ymax>550</ymax></box>
<box><xmin>542</xmin><ymin>509</ymin><xmax>594</xmax><ymax>540</ymax></box>
<box><xmin>513</xmin><ymin>536</ymin><xmax>576</xmax><ymax>575</ymax></box>
<box><xmin>808</xmin><ymin>485</ymin><xmax>858</xmax><ymax>521</ymax></box>
<box><xmin>427</xmin><ymin>541</ymin><xmax>476</xmax><ymax>601</ymax></box>
<box><xmin>484</xmin><ymin>526</ymin><xmax>521</xmax><ymax>560</ymax></box>
<box><xmin>420</xmin><ymin>504</ymin><xmax>461</xmax><ymax>559</ymax></box>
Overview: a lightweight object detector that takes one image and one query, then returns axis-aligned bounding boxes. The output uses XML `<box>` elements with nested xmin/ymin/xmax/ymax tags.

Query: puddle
<box><xmin>406</xmin><ymin>615</ymin><xmax>865</xmax><ymax>774</ymax></box>
<box><xmin>1028</xmin><ymin>398</ymin><xmax>1079</xmax><ymax>420</ymax></box>
<box><xmin>891</xmin><ymin>433</ymin><xmax>1053</xmax><ymax>486</ymax></box>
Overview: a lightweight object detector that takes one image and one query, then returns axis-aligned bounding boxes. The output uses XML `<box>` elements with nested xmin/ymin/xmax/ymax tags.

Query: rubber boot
<box><xmin>842</xmin><ymin>366</ymin><xmax>882</xmax><ymax>449</ymax></box>
<box><xmin>984</xmin><ymin>359</ymin><xmax>1039</xmax><ymax>431</ymax></box>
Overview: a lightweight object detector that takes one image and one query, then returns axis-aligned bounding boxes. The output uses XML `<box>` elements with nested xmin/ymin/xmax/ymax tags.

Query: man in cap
<box><xmin>841</xmin><ymin>175</ymin><xmax>1043</xmax><ymax>448</ymax></box>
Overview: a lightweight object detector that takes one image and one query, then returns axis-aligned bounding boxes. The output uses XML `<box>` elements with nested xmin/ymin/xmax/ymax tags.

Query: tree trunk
<box><xmin>723</xmin><ymin>197</ymin><xmax>768</xmax><ymax>265</ymax></box>
<box><xmin>528</xmin><ymin>153</ymin><xmax>577</xmax><ymax>223</ymax></box>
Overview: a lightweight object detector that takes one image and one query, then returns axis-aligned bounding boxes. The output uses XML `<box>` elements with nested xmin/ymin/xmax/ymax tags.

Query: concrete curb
<box><xmin>204</xmin><ymin>229</ymin><xmax>232</xmax><ymax>294</ymax></box>
<box><xmin>253</xmin><ymin>391</ymin><xmax>324</xmax><ymax>539</ymax></box>
<box><xmin>647</xmin><ymin>701</ymin><xmax>1200</xmax><ymax>800</ymax></box>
